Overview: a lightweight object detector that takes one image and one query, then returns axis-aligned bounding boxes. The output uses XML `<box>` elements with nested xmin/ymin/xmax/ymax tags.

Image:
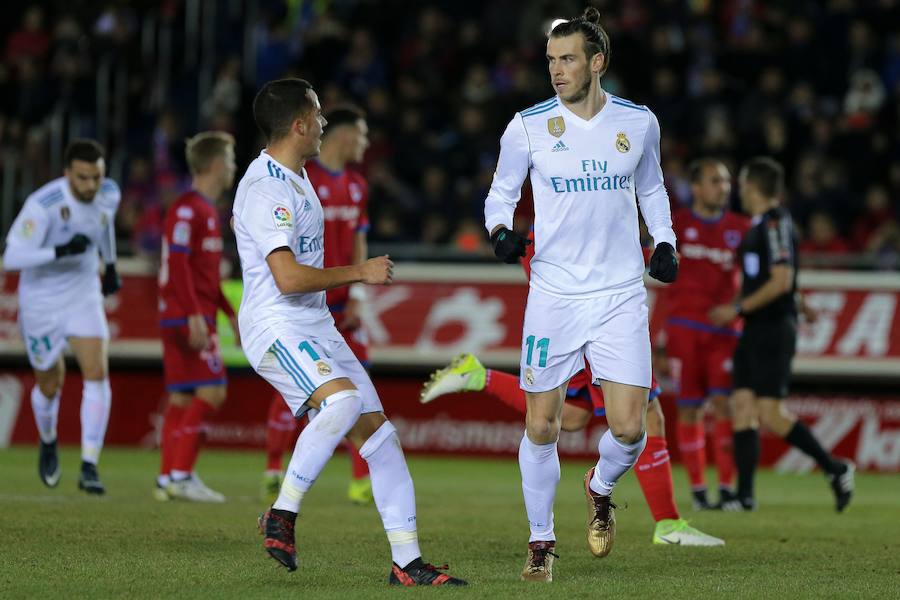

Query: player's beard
<box><xmin>563</xmin><ymin>65</ymin><xmax>593</xmax><ymax>104</ymax></box>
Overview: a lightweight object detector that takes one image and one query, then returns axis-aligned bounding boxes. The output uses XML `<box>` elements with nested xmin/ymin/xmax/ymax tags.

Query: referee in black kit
<box><xmin>709</xmin><ymin>157</ymin><xmax>854</xmax><ymax>512</ymax></box>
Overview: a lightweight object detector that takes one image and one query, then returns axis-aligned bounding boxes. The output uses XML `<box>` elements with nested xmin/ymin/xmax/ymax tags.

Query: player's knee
<box><xmin>38</xmin><ymin>378</ymin><xmax>61</xmax><ymax>399</ymax></box>
<box><xmin>609</xmin><ymin>421</ymin><xmax>645</xmax><ymax>445</ymax></box>
<box><xmin>710</xmin><ymin>395</ymin><xmax>731</xmax><ymax>419</ymax></box>
<box><xmin>678</xmin><ymin>405</ymin><xmax>701</xmax><ymax>423</ymax></box>
<box><xmin>81</xmin><ymin>364</ymin><xmax>107</xmax><ymax>381</ymax></box>
<box><xmin>198</xmin><ymin>386</ymin><xmax>227</xmax><ymax>408</ymax></box>
<box><xmin>526</xmin><ymin>413</ymin><xmax>560</xmax><ymax>444</ymax></box>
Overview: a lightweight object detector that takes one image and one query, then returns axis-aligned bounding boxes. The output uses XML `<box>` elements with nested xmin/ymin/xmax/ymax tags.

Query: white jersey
<box><xmin>3</xmin><ymin>176</ymin><xmax>120</xmax><ymax>310</ymax></box>
<box><xmin>484</xmin><ymin>93</ymin><xmax>676</xmax><ymax>298</ymax></box>
<box><xmin>233</xmin><ymin>150</ymin><xmax>335</xmax><ymax>368</ymax></box>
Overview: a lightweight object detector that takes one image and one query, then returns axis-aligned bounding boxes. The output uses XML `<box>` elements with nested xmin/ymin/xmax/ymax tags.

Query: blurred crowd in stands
<box><xmin>2</xmin><ymin>1</ymin><xmax>899</xmax><ymax>268</ymax></box>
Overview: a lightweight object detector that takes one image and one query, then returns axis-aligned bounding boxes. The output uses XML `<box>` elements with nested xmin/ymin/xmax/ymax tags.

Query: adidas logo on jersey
<box><xmin>303</xmin><ymin>199</ymin><xmax>312</xmax><ymax>211</ymax></box>
<box><xmin>551</xmin><ymin>140</ymin><xmax>569</xmax><ymax>152</ymax></box>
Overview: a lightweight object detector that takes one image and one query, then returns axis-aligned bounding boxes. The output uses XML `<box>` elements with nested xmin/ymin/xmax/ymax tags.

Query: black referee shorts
<box><xmin>732</xmin><ymin>316</ymin><xmax>797</xmax><ymax>399</ymax></box>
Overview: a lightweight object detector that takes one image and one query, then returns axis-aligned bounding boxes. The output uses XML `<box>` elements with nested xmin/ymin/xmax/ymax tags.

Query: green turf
<box><xmin>1</xmin><ymin>447</ymin><xmax>898</xmax><ymax>599</ymax></box>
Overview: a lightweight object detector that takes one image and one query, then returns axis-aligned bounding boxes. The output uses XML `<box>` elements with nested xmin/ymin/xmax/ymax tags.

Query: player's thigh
<box><xmin>162</xmin><ymin>326</ymin><xmax>228</xmax><ymax>394</ymax></box>
<box><xmin>259</xmin><ymin>333</ymin><xmax>379</xmax><ymax>418</ymax></box>
<box><xmin>666</xmin><ymin>325</ymin><xmax>706</xmax><ymax>409</ymax></box>
<box><xmin>195</xmin><ymin>383</ymin><xmax>227</xmax><ymax>407</ymax></box>
<box><xmin>585</xmin><ymin>287</ymin><xmax>651</xmax><ymax>389</ymax></box>
<box><xmin>561</xmin><ymin>395</ymin><xmax>593</xmax><ymax>432</ymax></box>
<box><xmin>19</xmin><ymin>308</ymin><xmax>67</xmax><ymax>373</ymax></box>
<box><xmin>520</xmin><ymin>288</ymin><xmax>586</xmax><ymax>393</ymax></box>
<box><xmin>69</xmin><ymin>337</ymin><xmax>108</xmax><ymax>380</ymax></box>
<box><xmin>598</xmin><ymin>380</ymin><xmax>648</xmax><ymax>442</ymax></box>
<box><xmin>705</xmin><ymin>332</ymin><xmax>738</xmax><ymax>399</ymax></box>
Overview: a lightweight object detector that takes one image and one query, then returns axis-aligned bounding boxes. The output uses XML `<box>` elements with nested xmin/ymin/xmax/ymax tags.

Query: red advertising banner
<box><xmin>2</xmin><ymin>264</ymin><xmax>899</xmax><ymax>377</ymax></box>
<box><xmin>2</xmin><ymin>371</ymin><xmax>898</xmax><ymax>473</ymax></box>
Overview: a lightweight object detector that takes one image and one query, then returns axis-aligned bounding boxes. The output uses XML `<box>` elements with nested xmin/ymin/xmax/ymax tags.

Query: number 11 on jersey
<box><xmin>525</xmin><ymin>335</ymin><xmax>549</xmax><ymax>368</ymax></box>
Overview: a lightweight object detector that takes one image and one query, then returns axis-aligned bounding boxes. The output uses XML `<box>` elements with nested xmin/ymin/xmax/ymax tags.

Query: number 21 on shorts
<box><xmin>524</xmin><ymin>335</ymin><xmax>549</xmax><ymax>368</ymax></box>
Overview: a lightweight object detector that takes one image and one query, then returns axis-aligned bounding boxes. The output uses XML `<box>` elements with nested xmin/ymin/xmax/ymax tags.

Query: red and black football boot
<box><xmin>258</xmin><ymin>509</ymin><xmax>298</xmax><ymax>571</ymax></box>
<box><xmin>388</xmin><ymin>558</ymin><xmax>467</xmax><ymax>586</ymax></box>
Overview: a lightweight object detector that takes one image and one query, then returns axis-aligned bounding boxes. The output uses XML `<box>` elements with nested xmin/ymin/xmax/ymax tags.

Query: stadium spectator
<box><xmin>1</xmin><ymin>1</ymin><xmax>899</xmax><ymax>265</ymax></box>
<box><xmin>800</xmin><ymin>211</ymin><xmax>851</xmax><ymax>258</ymax></box>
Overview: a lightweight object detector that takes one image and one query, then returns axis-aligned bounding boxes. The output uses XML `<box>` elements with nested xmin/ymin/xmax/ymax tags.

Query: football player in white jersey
<box><xmin>3</xmin><ymin>139</ymin><xmax>121</xmax><ymax>495</ymax></box>
<box><xmin>233</xmin><ymin>78</ymin><xmax>465</xmax><ymax>586</ymax></box>
<box><xmin>483</xmin><ymin>8</ymin><xmax>679</xmax><ymax>580</ymax></box>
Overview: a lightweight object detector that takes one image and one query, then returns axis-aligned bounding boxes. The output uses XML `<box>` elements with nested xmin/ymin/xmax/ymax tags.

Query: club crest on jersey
<box><xmin>685</xmin><ymin>227</ymin><xmax>698</xmax><ymax>241</ymax></box>
<box><xmin>547</xmin><ymin>117</ymin><xmax>565</xmax><ymax>138</ymax></box>
<box><xmin>349</xmin><ymin>182</ymin><xmax>363</xmax><ymax>203</ymax></box>
<box><xmin>724</xmin><ymin>230</ymin><xmax>742</xmax><ymax>249</ymax></box>
<box><xmin>272</xmin><ymin>205</ymin><xmax>293</xmax><ymax>230</ymax></box>
<box><xmin>316</xmin><ymin>361</ymin><xmax>332</xmax><ymax>376</ymax></box>
<box><xmin>60</xmin><ymin>206</ymin><xmax>71</xmax><ymax>221</ymax></box>
<box><xmin>615</xmin><ymin>132</ymin><xmax>631</xmax><ymax>153</ymax></box>
<box><xmin>317</xmin><ymin>185</ymin><xmax>330</xmax><ymax>199</ymax></box>
<box><xmin>290</xmin><ymin>179</ymin><xmax>305</xmax><ymax>196</ymax></box>
<box><xmin>525</xmin><ymin>368</ymin><xmax>535</xmax><ymax>386</ymax></box>
<box><xmin>20</xmin><ymin>219</ymin><xmax>35</xmax><ymax>238</ymax></box>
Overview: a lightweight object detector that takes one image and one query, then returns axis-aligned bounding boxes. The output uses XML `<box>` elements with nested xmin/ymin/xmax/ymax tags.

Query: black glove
<box><xmin>102</xmin><ymin>263</ymin><xmax>121</xmax><ymax>296</ymax></box>
<box><xmin>55</xmin><ymin>233</ymin><xmax>91</xmax><ymax>258</ymax></box>
<box><xmin>490</xmin><ymin>227</ymin><xmax>531</xmax><ymax>264</ymax></box>
<box><xmin>649</xmin><ymin>242</ymin><xmax>678</xmax><ymax>283</ymax></box>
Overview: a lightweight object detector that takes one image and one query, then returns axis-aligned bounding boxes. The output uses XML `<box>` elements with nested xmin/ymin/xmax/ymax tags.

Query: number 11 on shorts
<box><xmin>525</xmin><ymin>335</ymin><xmax>549</xmax><ymax>368</ymax></box>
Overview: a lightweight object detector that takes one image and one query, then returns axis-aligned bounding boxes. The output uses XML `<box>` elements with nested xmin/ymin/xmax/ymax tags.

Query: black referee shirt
<box><xmin>738</xmin><ymin>205</ymin><xmax>799</xmax><ymax>321</ymax></box>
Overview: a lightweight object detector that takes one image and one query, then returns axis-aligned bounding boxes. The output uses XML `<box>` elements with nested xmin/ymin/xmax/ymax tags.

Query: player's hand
<box><xmin>102</xmin><ymin>263</ymin><xmax>121</xmax><ymax>296</ymax></box>
<box><xmin>55</xmin><ymin>233</ymin><xmax>91</xmax><ymax>258</ymax></box>
<box><xmin>359</xmin><ymin>255</ymin><xmax>393</xmax><ymax>285</ymax></box>
<box><xmin>338</xmin><ymin>298</ymin><xmax>363</xmax><ymax>331</ymax></box>
<box><xmin>490</xmin><ymin>227</ymin><xmax>531</xmax><ymax>264</ymax></box>
<box><xmin>708</xmin><ymin>304</ymin><xmax>738</xmax><ymax>327</ymax></box>
<box><xmin>187</xmin><ymin>314</ymin><xmax>210</xmax><ymax>351</ymax></box>
<box><xmin>649</xmin><ymin>242</ymin><xmax>678</xmax><ymax>283</ymax></box>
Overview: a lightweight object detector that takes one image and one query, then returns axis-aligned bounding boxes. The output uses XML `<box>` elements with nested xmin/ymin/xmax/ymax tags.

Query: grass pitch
<box><xmin>0</xmin><ymin>447</ymin><xmax>898</xmax><ymax>599</ymax></box>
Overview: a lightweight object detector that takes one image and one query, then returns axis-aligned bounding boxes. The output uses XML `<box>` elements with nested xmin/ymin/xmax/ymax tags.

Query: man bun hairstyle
<box><xmin>323</xmin><ymin>104</ymin><xmax>366</xmax><ymax>137</ymax></box>
<box><xmin>253</xmin><ymin>78</ymin><xmax>315</xmax><ymax>142</ymax></box>
<box><xmin>64</xmin><ymin>139</ymin><xmax>105</xmax><ymax>166</ymax></box>
<box><xmin>550</xmin><ymin>7</ymin><xmax>611</xmax><ymax>76</ymax></box>
<box><xmin>185</xmin><ymin>131</ymin><xmax>235</xmax><ymax>176</ymax></box>
<box><xmin>741</xmin><ymin>156</ymin><xmax>785</xmax><ymax>200</ymax></box>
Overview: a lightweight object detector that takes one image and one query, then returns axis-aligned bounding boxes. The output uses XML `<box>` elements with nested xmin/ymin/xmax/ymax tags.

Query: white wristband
<box><xmin>349</xmin><ymin>283</ymin><xmax>368</xmax><ymax>302</ymax></box>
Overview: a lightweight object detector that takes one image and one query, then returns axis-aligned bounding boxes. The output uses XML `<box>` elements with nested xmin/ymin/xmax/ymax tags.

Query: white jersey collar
<box><xmin>556</xmin><ymin>90</ymin><xmax>611</xmax><ymax>130</ymax></box>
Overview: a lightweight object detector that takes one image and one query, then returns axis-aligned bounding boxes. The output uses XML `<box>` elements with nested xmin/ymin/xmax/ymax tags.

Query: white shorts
<box><xmin>255</xmin><ymin>329</ymin><xmax>383</xmax><ymax>418</ymax></box>
<box><xmin>519</xmin><ymin>285</ymin><xmax>651</xmax><ymax>392</ymax></box>
<box><xmin>19</xmin><ymin>296</ymin><xmax>109</xmax><ymax>370</ymax></box>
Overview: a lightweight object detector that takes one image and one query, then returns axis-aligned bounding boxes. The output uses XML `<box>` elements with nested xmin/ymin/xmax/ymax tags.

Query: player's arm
<box><xmin>166</xmin><ymin>212</ymin><xmax>209</xmax><ymax>349</ymax></box>
<box><xmin>97</xmin><ymin>179</ymin><xmax>122</xmax><ymax>295</ymax></box>
<box><xmin>241</xmin><ymin>180</ymin><xmax>391</xmax><ymax>295</ymax></box>
<box><xmin>340</xmin><ymin>230</ymin><xmax>369</xmax><ymax>331</ymax></box>
<box><xmin>484</xmin><ymin>114</ymin><xmax>532</xmax><ymax>262</ymax></box>
<box><xmin>710</xmin><ymin>216</ymin><xmax>794</xmax><ymax>325</ymax></box>
<box><xmin>635</xmin><ymin>110</ymin><xmax>678</xmax><ymax>282</ymax></box>
<box><xmin>2</xmin><ymin>201</ymin><xmax>89</xmax><ymax>270</ymax></box>
<box><xmin>266</xmin><ymin>250</ymin><xmax>391</xmax><ymax>294</ymax></box>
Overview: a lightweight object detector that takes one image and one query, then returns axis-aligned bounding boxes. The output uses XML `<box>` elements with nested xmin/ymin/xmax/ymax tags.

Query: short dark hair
<box><xmin>688</xmin><ymin>157</ymin><xmax>726</xmax><ymax>183</ymax></box>
<box><xmin>64</xmin><ymin>139</ymin><xmax>105</xmax><ymax>166</ymax></box>
<box><xmin>323</xmin><ymin>105</ymin><xmax>366</xmax><ymax>137</ymax></box>
<box><xmin>741</xmin><ymin>156</ymin><xmax>785</xmax><ymax>199</ymax></box>
<box><xmin>549</xmin><ymin>7</ymin><xmax>611</xmax><ymax>76</ymax></box>
<box><xmin>252</xmin><ymin>78</ymin><xmax>315</xmax><ymax>142</ymax></box>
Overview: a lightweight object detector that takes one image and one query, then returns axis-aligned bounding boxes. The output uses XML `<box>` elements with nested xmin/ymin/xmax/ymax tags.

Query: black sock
<box><xmin>784</xmin><ymin>421</ymin><xmax>840</xmax><ymax>475</ymax></box>
<box><xmin>271</xmin><ymin>508</ymin><xmax>297</xmax><ymax>523</ymax></box>
<box><xmin>733</xmin><ymin>429</ymin><xmax>760</xmax><ymax>501</ymax></box>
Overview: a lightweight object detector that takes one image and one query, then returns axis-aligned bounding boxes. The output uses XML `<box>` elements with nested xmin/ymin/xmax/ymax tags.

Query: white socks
<box><xmin>519</xmin><ymin>434</ymin><xmax>560</xmax><ymax>542</ymax></box>
<box><xmin>81</xmin><ymin>379</ymin><xmax>112</xmax><ymax>464</ymax></box>
<box><xmin>31</xmin><ymin>386</ymin><xmax>60</xmax><ymax>443</ymax></box>
<box><xmin>590</xmin><ymin>430</ymin><xmax>647</xmax><ymax>496</ymax></box>
<box><xmin>272</xmin><ymin>390</ymin><xmax>363</xmax><ymax>513</ymax></box>
<box><xmin>359</xmin><ymin>421</ymin><xmax>420</xmax><ymax>568</ymax></box>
